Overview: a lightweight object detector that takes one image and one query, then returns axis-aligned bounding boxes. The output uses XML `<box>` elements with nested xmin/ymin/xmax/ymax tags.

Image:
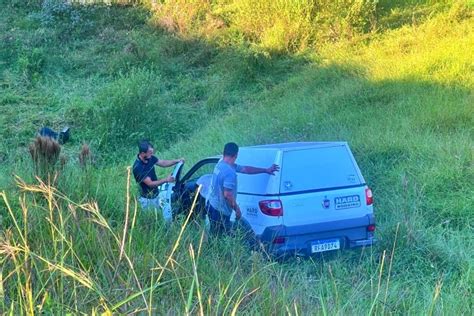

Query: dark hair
<box><xmin>223</xmin><ymin>142</ymin><xmax>239</xmax><ymax>157</ymax></box>
<box><xmin>138</xmin><ymin>140</ymin><xmax>153</xmax><ymax>153</ymax></box>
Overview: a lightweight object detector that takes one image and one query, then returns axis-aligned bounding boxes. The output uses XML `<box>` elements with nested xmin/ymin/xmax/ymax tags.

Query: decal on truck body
<box><xmin>334</xmin><ymin>195</ymin><xmax>361</xmax><ymax>210</ymax></box>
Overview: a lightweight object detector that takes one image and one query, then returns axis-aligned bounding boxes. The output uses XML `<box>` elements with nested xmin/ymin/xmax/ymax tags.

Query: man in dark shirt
<box><xmin>132</xmin><ymin>140</ymin><xmax>183</xmax><ymax>216</ymax></box>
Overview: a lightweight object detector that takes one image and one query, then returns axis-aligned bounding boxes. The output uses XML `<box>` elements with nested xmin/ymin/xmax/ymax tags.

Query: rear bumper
<box><xmin>257</xmin><ymin>215</ymin><xmax>376</xmax><ymax>257</ymax></box>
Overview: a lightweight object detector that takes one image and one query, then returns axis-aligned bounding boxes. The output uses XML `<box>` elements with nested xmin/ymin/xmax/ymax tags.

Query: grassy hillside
<box><xmin>0</xmin><ymin>0</ymin><xmax>473</xmax><ymax>314</ymax></box>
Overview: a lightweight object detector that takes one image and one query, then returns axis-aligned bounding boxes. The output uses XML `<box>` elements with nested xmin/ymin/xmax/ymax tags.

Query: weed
<box><xmin>16</xmin><ymin>48</ymin><xmax>45</xmax><ymax>82</ymax></box>
<box><xmin>78</xmin><ymin>143</ymin><xmax>92</xmax><ymax>168</ymax></box>
<box><xmin>28</xmin><ymin>136</ymin><xmax>61</xmax><ymax>178</ymax></box>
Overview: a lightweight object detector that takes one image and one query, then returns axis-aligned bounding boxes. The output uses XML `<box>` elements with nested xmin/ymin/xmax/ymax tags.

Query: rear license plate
<box><xmin>311</xmin><ymin>239</ymin><xmax>340</xmax><ymax>253</ymax></box>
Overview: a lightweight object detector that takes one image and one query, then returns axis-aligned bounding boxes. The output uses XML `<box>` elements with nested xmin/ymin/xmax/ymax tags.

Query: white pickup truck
<box><xmin>158</xmin><ymin>142</ymin><xmax>376</xmax><ymax>256</ymax></box>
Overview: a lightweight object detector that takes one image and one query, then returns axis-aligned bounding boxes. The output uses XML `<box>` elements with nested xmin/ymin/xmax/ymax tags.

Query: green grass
<box><xmin>0</xmin><ymin>0</ymin><xmax>473</xmax><ymax>314</ymax></box>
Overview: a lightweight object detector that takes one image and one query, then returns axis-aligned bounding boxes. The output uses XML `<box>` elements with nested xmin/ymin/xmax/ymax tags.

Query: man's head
<box><xmin>223</xmin><ymin>142</ymin><xmax>239</xmax><ymax>163</ymax></box>
<box><xmin>138</xmin><ymin>140</ymin><xmax>154</xmax><ymax>161</ymax></box>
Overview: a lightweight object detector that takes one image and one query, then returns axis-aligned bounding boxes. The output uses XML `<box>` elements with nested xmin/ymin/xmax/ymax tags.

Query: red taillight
<box><xmin>367</xmin><ymin>224</ymin><xmax>376</xmax><ymax>232</ymax></box>
<box><xmin>272</xmin><ymin>237</ymin><xmax>286</xmax><ymax>244</ymax></box>
<box><xmin>365</xmin><ymin>188</ymin><xmax>373</xmax><ymax>205</ymax></box>
<box><xmin>259</xmin><ymin>200</ymin><xmax>283</xmax><ymax>217</ymax></box>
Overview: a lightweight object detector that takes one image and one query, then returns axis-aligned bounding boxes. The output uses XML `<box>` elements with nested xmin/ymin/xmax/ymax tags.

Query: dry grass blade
<box><xmin>0</xmin><ymin>269</ymin><xmax>4</xmax><ymax>303</ymax></box>
<box><xmin>189</xmin><ymin>244</ymin><xmax>204</xmax><ymax>316</ymax></box>
<box><xmin>383</xmin><ymin>222</ymin><xmax>400</xmax><ymax>313</ymax></box>
<box><xmin>1</xmin><ymin>240</ymin><xmax>100</xmax><ymax>302</ymax></box>
<box><xmin>230</xmin><ymin>287</ymin><xmax>260</xmax><ymax>316</ymax></box>
<box><xmin>1</xmin><ymin>191</ymin><xmax>27</xmax><ymax>247</ymax></box>
<box><xmin>428</xmin><ymin>279</ymin><xmax>443</xmax><ymax>316</ymax></box>
<box><xmin>16</xmin><ymin>244</ymin><xmax>95</xmax><ymax>291</ymax></box>
<box><xmin>119</xmin><ymin>166</ymin><xmax>132</xmax><ymax>261</ymax></box>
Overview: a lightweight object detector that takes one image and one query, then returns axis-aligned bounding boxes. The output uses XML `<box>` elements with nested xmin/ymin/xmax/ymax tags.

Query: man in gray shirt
<box><xmin>207</xmin><ymin>142</ymin><xmax>279</xmax><ymax>235</ymax></box>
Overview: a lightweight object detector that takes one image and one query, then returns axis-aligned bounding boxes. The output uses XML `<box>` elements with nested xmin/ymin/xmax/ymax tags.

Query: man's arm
<box><xmin>240</xmin><ymin>164</ymin><xmax>280</xmax><ymax>175</ymax></box>
<box><xmin>223</xmin><ymin>189</ymin><xmax>241</xmax><ymax>219</ymax></box>
<box><xmin>157</xmin><ymin>158</ymin><xmax>184</xmax><ymax>168</ymax></box>
<box><xmin>142</xmin><ymin>175</ymin><xmax>174</xmax><ymax>188</ymax></box>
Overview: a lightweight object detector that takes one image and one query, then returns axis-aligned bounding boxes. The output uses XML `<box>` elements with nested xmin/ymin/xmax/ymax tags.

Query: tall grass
<box><xmin>144</xmin><ymin>0</ymin><xmax>462</xmax><ymax>52</ymax></box>
<box><xmin>147</xmin><ymin>0</ymin><xmax>379</xmax><ymax>52</ymax></box>
<box><xmin>0</xmin><ymin>175</ymin><xmax>393</xmax><ymax>314</ymax></box>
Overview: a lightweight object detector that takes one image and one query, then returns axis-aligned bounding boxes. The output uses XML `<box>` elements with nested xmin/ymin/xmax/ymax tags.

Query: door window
<box><xmin>182</xmin><ymin>160</ymin><xmax>218</xmax><ymax>184</ymax></box>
